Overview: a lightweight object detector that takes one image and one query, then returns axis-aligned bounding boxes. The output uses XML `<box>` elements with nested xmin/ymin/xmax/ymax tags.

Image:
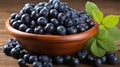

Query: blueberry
<box><xmin>39</xmin><ymin>55</ymin><xmax>50</xmax><ymax>62</ymax></box>
<box><xmin>49</xmin><ymin>9</ymin><xmax>58</xmax><ymax>17</ymax></box>
<box><xmin>19</xmin><ymin>50</ymin><xmax>26</xmax><ymax>58</ymax></box>
<box><xmin>15</xmin><ymin>14</ymin><xmax>21</xmax><ymax>20</ymax></box>
<box><xmin>23</xmin><ymin>6</ymin><xmax>33</xmax><ymax>14</ymax></box>
<box><xmin>44</xmin><ymin>3</ymin><xmax>53</xmax><ymax>9</ymax></box>
<box><xmin>57</xmin><ymin>25</ymin><xmax>66</xmax><ymax>35</ymax></box>
<box><xmin>35</xmin><ymin>6</ymin><xmax>44</xmax><ymax>13</ymax></box>
<box><xmin>85</xmin><ymin>55</ymin><xmax>94</xmax><ymax>64</ymax></box>
<box><xmin>54</xmin><ymin>2</ymin><xmax>65</xmax><ymax>11</ymax></box>
<box><xmin>30</xmin><ymin>20</ymin><xmax>37</xmax><ymax>28</ymax></box>
<box><xmin>63</xmin><ymin>55</ymin><xmax>71</xmax><ymax>64</ymax></box>
<box><xmin>32</xmin><ymin>61</ymin><xmax>42</xmax><ymax>67</ymax></box>
<box><xmin>43</xmin><ymin>62</ymin><xmax>53</xmax><ymax>67</ymax></box>
<box><xmin>18</xmin><ymin>24</ymin><xmax>28</xmax><ymax>32</ymax></box>
<box><xmin>10</xmin><ymin>19</ymin><xmax>16</xmax><ymax>25</ymax></box>
<box><xmin>49</xmin><ymin>0</ymin><xmax>61</xmax><ymax>5</ymax></box>
<box><xmin>44</xmin><ymin>23</ymin><xmax>55</xmax><ymax>33</ymax></box>
<box><xmin>57</xmin><ymin>13</ymin><xmax>66</xmax><ymax>22</ymax></box>
<box><xmin>80</xmin><ymin>14</ymin><xmax>89</xmax><ymax>19</ymax></box>
<box><xmin>53</xmin><ymin>56</ymin><xmax>64</xmax><ymax>64</ymax></box>
<box><xmin>37</xmin><ymin>17</ymin><xmax>48</xmax><ymax>26</ymax></box>
<box><xmin>21</xmin><ymin>14</ymin><xmax>31</xmax><ymax>24</ymax></box>
<box><xmin>64</xmin><ymin>18</ymin><xmax>74</xmax><ymax>27</ymax></box>
<box><xmin>34</xmin><ymin>26</ymin><xmax>44</xmax><ymax>34</ymax></box>
<box><xmin>88</xmin><ymin>20</ymin><xmax>94</xmax><ymax>27</ymax></box>
<box><xmin>77</xmin><ymin>50</ymin><xmax>87</xmax><ymax>61</ymax></box>
<box><xmin>93</xmin><ymin>58</ymin><xmax>102</xmax><ymax>67</ymax></box>
<box><xmin>77</xmin><ymin>24</ymin><xmax>86</xmax><ymax>32</ymax></box>
<box><xmin>51</xmin><ymin>18</ymin><xmax>60</xmax><ymax>26</ymax></box>
<box><xmin>9</xmin><ymin>42</ymin><xmax>18</xmax><ymax>47</ymax></box>
<box><xmin>69</xmin><ymin>57</ymin><xmax>80</xmax><ymax>66</ymax></box>
<box><xmin>15</xmin><ymin>44</ymin><xmax>23</xmax><ymax>50</ymax></box>
<box><xmin>23</xmin><ymin>54</ymin><xmax>31</xmax><ymax>63</ymax></box>
<box><xmin>67</xmin><ymin>26</ymin><xmax>77</xmax><ymax>34</ymax></box>
<box><xmin>106</xmin><ymin>52</ymin><xmax>119</xmax><ymax>64</ymax></box>
<box><xmin>2</xmin><ymin>44</ymin><xmax>13</xmax><ymax>56</ymax></box>
<box><xmin>73</xmin><ymin>17</ymin><xmax>80</xmax><ymax>25</ymax></box>
<box><xmin>25</xmin><ymin>28</ymin><xmax>33</xmax><ymax>33</ymax></box>
<box><xmin>100</xmin><ymin>56</ymin><xmax>106</xmax><ymax>64</ymax></box>
<box><xmin>39</xmin><ymin>7</ymin><xmax>49</xmax><ymax>17</ymax></box>
<box><xmin>29</xmin><ymin>55</ymin><xmax>38</xmax><ymax>64</ymax></box>
<box><xmin>10</xmin><ymin>13</ymin><xmax>17</xmax><ymax>19</ymax></box>
<box><xmin>31</xmin><ymin>11</ymin><xmax>39</xmax><ymax>20</ymax></box>
<box><xmin>10</xmin><ymin>47</ymin><xmax>20</xmax><ymax>59</ymax></box>
<box><xmin>18</xmin><ymin>58</ymin><xmax>26</xmax><ymax>66</ymax></box>
<box><xmin>12</xmin><ymin>21</ymin><xmax>20</xmax><ymax>29</ymax></box>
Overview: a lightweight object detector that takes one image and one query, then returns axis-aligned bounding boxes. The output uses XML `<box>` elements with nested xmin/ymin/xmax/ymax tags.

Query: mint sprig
<box><xmin>85</xmin><ymin>1</ymin><xmax>120</xmax><ymax>57</ymax></box>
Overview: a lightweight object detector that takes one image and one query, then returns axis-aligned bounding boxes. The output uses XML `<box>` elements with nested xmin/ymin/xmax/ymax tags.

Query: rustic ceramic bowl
<box><xmin>5</xmin><ymin>19</ymin><xmax>98</xmax><ymax>56</ymax></box>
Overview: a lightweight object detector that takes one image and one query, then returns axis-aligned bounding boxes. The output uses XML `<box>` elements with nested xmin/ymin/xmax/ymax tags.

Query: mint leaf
<box><xmin>91</xmin><ymin>40</ymin><xmax>106</xmax><ymax>57</ymax></box>
<box><xmin>98</xmin><ymin>38</ymin><xmax>117</xmax><ymax>52</ymax></box>
<box><xmin>85</xmin><ymin>1</ymin><xmax>99</xmax><ymax>18</ymax></box>
<box><xmin>92</xmin><ymin>10</ymin><xmax>103</xmax><ymax>24</ymax></box>
<box><xmin>98</xmin><ymin>29</ymin><xmax>108</xmax><ymax>40</ymax></box>
<box><xmin>99</xmin><ymin>24</ymin><xmax>106</xmax><ymax>30</ymax></box>
<box><xmin>102</xmin><ymin>15</ymin><xmax>120</xmax><ymax>28</ymax></box>
<box><xmin>106</xmin><ymin>27</ymin><xmax>120</xmax><ymax>41</ymax></box>
<box><xmin>85</xmin><ymin>37</ymin><xmax>96</xmax><ymax>50</ymax></box>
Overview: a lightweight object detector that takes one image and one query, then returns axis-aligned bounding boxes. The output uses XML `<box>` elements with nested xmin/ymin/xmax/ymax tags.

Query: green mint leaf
<box><xmin>85</xmin><ymin>1</ymin><xmax>99</xmax><ymax>18</ymax></box>
<box><xmin>85</xmin><ymin>37</ymin><xmax>96</xmax><ymax>51</ymax></box>
<box><xmin>98</xmin><ymin>38</ymin><xmax>117</xmax><ymax>52</ymax></box>
<box><xmin>98</xmin><ymin>29</ymin><xmax>108</xmax><ymax>40</ymax></box>
<box><xmin>92</xmin><ymin>10</ymin><xmax>103</xmax><ymax>24</ymax></box>
<box><xmin>106</xmin><ymin>27</ymin><xmax>120</xmax><ymax>41</ymax></box>
<box><xmin>91</xmin><ymin>40</ymin><xmax>106</xmax><ymax>57</ymax></box>
<box><xmin>102</xmin><ymin>15</ymin><xmax>120</xmax><ymax>28</ymax></box>
<box><xmin>99</xmin><ymin>24</ymin><xmax>106</xmax><ymax>30</ymax></box>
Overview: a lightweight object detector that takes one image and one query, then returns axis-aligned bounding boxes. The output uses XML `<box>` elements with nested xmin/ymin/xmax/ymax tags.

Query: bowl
<box><xmin>5</xmin><ymin>18</ymin><xmax>98</xmax><ymax>56</ymax></box>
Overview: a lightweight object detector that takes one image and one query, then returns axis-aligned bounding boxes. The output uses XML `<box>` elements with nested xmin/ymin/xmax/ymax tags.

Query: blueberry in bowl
<box><xmin>5</xmin><ymin>0</ymin><xmax>98</xmax><ymax>56</ymax></box>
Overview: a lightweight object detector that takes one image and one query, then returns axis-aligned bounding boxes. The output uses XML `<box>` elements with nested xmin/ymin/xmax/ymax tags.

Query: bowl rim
<box><xmin>5</xmin><ymin>18</ymin><xmax>98</xmax><ymax>42</ymax></box>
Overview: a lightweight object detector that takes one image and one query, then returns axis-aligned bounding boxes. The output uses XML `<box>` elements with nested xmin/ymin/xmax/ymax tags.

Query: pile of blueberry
<box><xmin>9</xmin><ymin>0</ymin><xmax>94</xmax><ymax>35</ymax></box>
<box><xmin>2</xmin><ymin>38</ymin><xmax>119</xmax><ymax>67</ymax></box>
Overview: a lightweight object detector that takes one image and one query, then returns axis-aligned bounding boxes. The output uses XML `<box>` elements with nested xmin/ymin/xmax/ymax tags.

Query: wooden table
<box><xmin>0</xmin><ymin>0</ymin><xmax>120</xmax><ymax>67</ymax></box>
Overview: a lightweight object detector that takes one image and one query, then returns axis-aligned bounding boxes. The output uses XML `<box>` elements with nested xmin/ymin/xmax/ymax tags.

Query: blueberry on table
<box><xmin>77</xmin><ymin>51</ymin><xmax>87</xmax><ymax>61</ymax></box>
<box><xmin>37</xmin><ymin>17</ymin><xmax>48</xmax><ymax>26</ymax></box>
<box><xmin>32</xmin><ymin>61</ymin><xmax>42</xmax><ymax>67</ymax></box>
<box><xmin>57</xmin><ymin>25</ymin><xmax>66</xmax><ymax>35</ymax></box>
<box><xmin>63</xmin><ymin>55</ymin><xmax>71</xmax><ymax>64</ymax></box>
<box><xmin>23</xmin><ymin>54</ymin><xmax>31</xmax><ymax>63</ymax></box>
<box><xmin>21</xmin><ymin>14</ymin><xmax>31</xmax><ymax>24</ymax></box>
<box><xmin>39</xmin><ymin>55</ymin><xmax>50</xmax><ymax>62</ymax></box>
<box><xmin>69</xmin><ymin>57</ymin><xmax>80</xmax><ymax>66</ymax></box>
<box><xmin>53</xmin><ymin>56</ymin><xmax>64</xmax><ymax>64</ymax></box>
<box><xmin>106</xmin><ymin>52</ymin><xmax>119</xmax><ymax>64</ymax></box>
<box><xmin>100</xmin><ymin>56</ymin><xmax>106</xmax><ymax>64</ymax></box>
<box><xmin>43</xmin><ymin>62</ymin><xmax>53</xmax><ymax>67</ymax></box>
<box><xmin>18</xmin><ymin>58</ymin><xmax>26</xmax><ymax>66</ymax></box>
<box><xmin>18</xmin><ymin>24</ymin><xmax>28</xmax><ymax>32</ymax></box>
<box><xmin>29</xmin><ymin>55</ymin><xmax>38</xmax><ymax>64</ymax></box>
<box><xmin>44</xmin><ymin>23</ymin><xmax>55</xmax><ymax>33</ymax></box>
<box><xmin>2</xmin><ymin>44</ymin><xmax>13</xmax><ymax>56</ymax></box>
<box><xmin>34</xmin><ymin>26</ymin><xmax>44</xmax><ymax>34</ymax></box>
<box><xmin>10</xmin><ymin>47</ymin><xmax>21</xmax><ymax>59</ymax></box>
<box><xmin>67</xmin><ymin>26</ymin><xmax>77</xmax><ymax>34</ymax></box>
<box><xmin>93</xmin><ymin>58</ymin><xmax>102</xmax><ymax>67</ymax></box>
<box><xmin>85</xmin><ymin>55</ymin><xmax>94</xmax><ymax>64</ymax></box>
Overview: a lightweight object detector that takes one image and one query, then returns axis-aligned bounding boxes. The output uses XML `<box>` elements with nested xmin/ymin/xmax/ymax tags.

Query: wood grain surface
<box><xmin>0</xmin><ymin>0</ymin><xmax>120</xmax><ymax>67</ymax></box>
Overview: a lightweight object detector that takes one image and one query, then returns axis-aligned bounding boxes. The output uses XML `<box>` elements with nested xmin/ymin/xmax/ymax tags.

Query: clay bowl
<box><xmin>5</xmin><ymin>18</ymin><xmax>98</xmax><ymax>56</ymax></box>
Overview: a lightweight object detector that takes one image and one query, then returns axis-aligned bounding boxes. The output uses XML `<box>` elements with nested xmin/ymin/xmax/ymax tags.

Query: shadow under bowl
<box><xmin>5</xmin><ymin>19</ymin><xmax>98</xmax><ymax>56</ymax></box>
